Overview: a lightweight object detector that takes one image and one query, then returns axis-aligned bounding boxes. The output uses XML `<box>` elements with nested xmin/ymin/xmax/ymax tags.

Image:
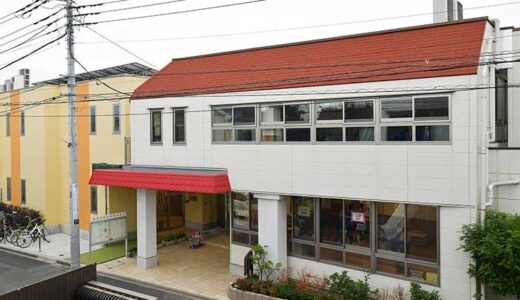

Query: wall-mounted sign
<box><xmin>89</xmin><ymin>212</ymin><xmax>128</xmax><ymax>263</ymax></box>
<box><xmin>298</xmin><ymin>206</ymin><xmax>311</xmax><ymax>217</ymax></box>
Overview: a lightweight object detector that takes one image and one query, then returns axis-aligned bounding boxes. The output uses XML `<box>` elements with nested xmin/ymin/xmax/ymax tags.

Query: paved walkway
<box><xmin>0</xmin><ymin>233</ymin><xmax>96</xmax><ymax>261</ymax></box>
<box><xmin>98</xmin><ymin>239</ymin><xmax>238</xmax><ymax>300</ymax></box>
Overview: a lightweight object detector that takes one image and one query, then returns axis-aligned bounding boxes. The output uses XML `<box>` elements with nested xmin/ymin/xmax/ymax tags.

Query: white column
<box><xmin>137</xmin><ymin>188</ymin><xmax>157</xmax><ymax>269</ymax></box>
<box><xmin>255</xmin><ymin>193</ymin><xmax>287</xmax><ymax>268</ymax></box>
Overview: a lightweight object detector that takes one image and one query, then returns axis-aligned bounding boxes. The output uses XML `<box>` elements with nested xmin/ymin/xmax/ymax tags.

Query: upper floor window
<box><xmin>211</xmin><ymin>95</ymin><xmax>450</xmax><ymax>145</ymax></box>
<box><xmin>6</xmin><ymin>113</ymin><xmax>10</xmax><ymax>136</ymax></box>
<box><xmin>495</xmin><ymin>69</ymin><xmax>508</xmax><ymax>143</ymax></box>
<box><xmin>173</xmin><ymin>108</ymin><xmax>185</xmax><ymax>144</ymax></box>
<box><xmin>113</xmin><ymin>104</ymin><xmax>121</xmax><ymax>134</ymax></box>
<box><xmin>90</xmin><ymin>186</ymin><xmax>98</xmax><ymax>214</ymax></box>
<box><xmin>20</xmin><ymin>112</ymin><xmax>25</xmax><ymax>136</ymax></box>
<box><xmin>90</xmin><ymin>106</ymin><xmax>96</xmax><ymax>134</ymax></box>
<box><xmin>150</xmin><ymin>109</ymin><xmax>162</xmax><ymax>144</ymax></box>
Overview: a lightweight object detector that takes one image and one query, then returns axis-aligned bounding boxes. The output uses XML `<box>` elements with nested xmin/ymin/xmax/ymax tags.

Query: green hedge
<box><xmin>0</xmin><ymin>202</ymin><xmax>44</xmax><ymax>229</ymax></box>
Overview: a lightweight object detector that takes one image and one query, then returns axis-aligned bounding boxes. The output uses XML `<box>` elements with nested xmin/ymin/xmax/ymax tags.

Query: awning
<box><xmin>89</xmin><ymin>167</ymin><xmax>231</xmax><ymax>194</ymax></box>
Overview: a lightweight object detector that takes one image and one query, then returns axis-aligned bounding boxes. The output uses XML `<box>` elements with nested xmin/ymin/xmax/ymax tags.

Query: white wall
<box><xmin>132</xmin><ymin>75</ymin><xmax>480</xmax><ymax>208</ymax></box>
<box><xmin>489</xmin><ymin>149</ymin><xmax>520</xmax><ymax>213</ymax></box>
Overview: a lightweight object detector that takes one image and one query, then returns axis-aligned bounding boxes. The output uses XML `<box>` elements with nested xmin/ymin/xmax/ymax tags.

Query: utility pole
<box><xmin>66</xmin><ymin>0</ymin><xmax>80</xmax><ymax>268</ymax></box>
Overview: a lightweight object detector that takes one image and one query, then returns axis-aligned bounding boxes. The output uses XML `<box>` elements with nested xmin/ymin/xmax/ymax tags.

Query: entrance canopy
<box><xmin>89</xmin><ymin>166</ymin><xmax>231</xmax><ymax>193</ymax></box>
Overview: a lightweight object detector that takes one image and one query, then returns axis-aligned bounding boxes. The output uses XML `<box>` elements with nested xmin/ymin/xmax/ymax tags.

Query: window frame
<box><xmin>150</xmin><ymin>108</ymin><xmax>163</xmax><ymax>145</ymax></box>
<box><xmin>113</xmin><ymin>104</ymin><xmax>121</xmax><ymax>134</ymax></box>
<box><xmin>344</xmin><ymin>99</ymin><xmax>376</xmax><ymax>124</ymax></box>
<box><xmin>231</xmin><ymin>191</ymin><xmax>258</xmax><ymax>247</ymax></box>
<box><xmin>315</xmin><ymin>100</ymin><xmax>344</xmax><ymax>124</ymax></box>
<box><xmin>380</xmin><ymin>97</ymin><xmax>414</xmax><ymax>123</ymax></box>
<box><xmin>172</xmin><ymin>107</ymin><xmax>186</xmax><ymax>144</ymax></box>
<box><xmin>89</xmin><ymin>105</ymin><xmax>96</xmax><ymax>135</ymax></box>
<box><xmin>287</xmin><ymin>197</ymin><xmax>441</xmax><ymax>286</ymax></box>
<box><xmin>212</xmin><ymin>105</ymin><xmax>257</xmax><ymax>144</ymax></box>
<box><xmin>20</xmin><ymin>112</ymin><xmax>25</xmax><ymax>136</ymax></box>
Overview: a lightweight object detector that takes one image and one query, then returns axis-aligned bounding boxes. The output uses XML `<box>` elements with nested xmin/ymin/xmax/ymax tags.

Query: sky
<box><xmin>0</xmin><ymin>0</ymin><xmax>518</xmax><ymax>83</ymax></box>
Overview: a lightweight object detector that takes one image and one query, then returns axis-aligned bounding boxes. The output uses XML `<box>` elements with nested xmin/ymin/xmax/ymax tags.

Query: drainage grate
<box><xmin>75</xmin><ymin>281</ymin><xmax>158</xmax><ymax>300</ymax></box>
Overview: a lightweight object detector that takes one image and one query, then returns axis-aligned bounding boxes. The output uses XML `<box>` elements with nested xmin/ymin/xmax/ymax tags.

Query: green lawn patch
<box><xmin>80</xmin><ymin>239</ymin><xmax>137</xmax><ymax>265</ymax></box>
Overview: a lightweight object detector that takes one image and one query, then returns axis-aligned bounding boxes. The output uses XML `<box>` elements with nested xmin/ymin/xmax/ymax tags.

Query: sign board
<box><xmin>351</xmin><ymin>211</ymin><xmax>366</xmax><ymax>224</ymax></box>
<box><xmin>89</xmin><ymin>212</ymin><xmax>128</xmax><ymax>264</ymax></box>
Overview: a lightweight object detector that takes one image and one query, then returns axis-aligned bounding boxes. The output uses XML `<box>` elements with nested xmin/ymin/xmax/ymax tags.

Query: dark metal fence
<box><xmin>0</xmin><ymin>264</ymin><xmax>96</xmax><ymax>300</ymax></box>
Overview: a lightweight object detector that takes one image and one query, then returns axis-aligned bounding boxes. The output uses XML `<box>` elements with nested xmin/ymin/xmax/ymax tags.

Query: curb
<box><xmin>97</xmin><ymin>271</ymin><xmax>213</xmax><ymax>300</ymax></box>
<box><xmin>0</xmin><ymin>243</ymin><xmax>69</xmax><ymax>266</ymax></box>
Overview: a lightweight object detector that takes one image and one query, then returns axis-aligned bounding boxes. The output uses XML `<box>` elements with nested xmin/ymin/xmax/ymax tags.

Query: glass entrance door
<box><xmin>157</xmin><ymin>191</ymin><xmax>185</xmax><ymax>231</ymax></box>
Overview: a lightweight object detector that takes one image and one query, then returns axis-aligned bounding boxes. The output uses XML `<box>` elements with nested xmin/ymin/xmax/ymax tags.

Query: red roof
<box><xmin>132</xmin><ymin>18</ymin><xmax>488</xmax><ymax>99</ymax></box>
<box><xmin>89</xmin><ymin>169</ymin><xmax>231</xmax><ymax>194</ymax></box>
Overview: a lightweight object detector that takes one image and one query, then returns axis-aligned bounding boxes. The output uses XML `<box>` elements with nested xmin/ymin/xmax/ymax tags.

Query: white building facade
<box><xmin>105</xmin><ymin>17</ymin><xmax>519</xmax><ymax>300</ymax></box>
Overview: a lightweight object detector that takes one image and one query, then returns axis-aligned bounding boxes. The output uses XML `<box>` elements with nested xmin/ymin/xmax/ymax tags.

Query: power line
<box><xmin>78</xmin><ymin>0</ymin><xmax>267</xmax><ymax>25</ymax></box>
<box><xmin>73</xmin><ymin>57</ymin><xmax>132</xmax><ymax>95</ymax></box>
<box><xmin>1</xmin><ymin>83</ymin><xmax>519</xmax><ymax>118</ymax></box>
<box><xmin>76</xmin><ymin>22</ymin><xmax>158</xmax><ymax>69</ymax></box>
<box><xmin>78</xmin><ymin>1</ymin><xmax>520</xmax><ymax>41</ymax></box>
<box><xmin>0</xmin><ymin>0</ymin><xmax>49</xmax><ymax>25</ymax></box>
<box><xmin>0</xmin><ymin>25</ymin><xmax>65</xmax><ymax>56</ymax></box>
<box><xmin>0</xmin><ymin>33</ymin><xmax>66</xmax><ymax>71</ymax></box>
<box><xmin>76</xmin><ymin>0</ymin><xmax>187</xmax><ymax>16</ymax></box>
<box><xmin>0</xmin><ymin>9</ymin><xmax>64</xmax><ymax>43</ymax></box>
<box><xmin>72</xmin><ymin>0</ymin><xmax>131</xmax><ymax>9</ymax></box>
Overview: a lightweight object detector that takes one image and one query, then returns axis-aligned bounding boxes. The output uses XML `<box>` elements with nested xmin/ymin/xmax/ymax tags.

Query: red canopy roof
<box><xmin>132</xmin><ymin>18</ymin><xmax>487</xmax><ymax>99</ymax></box>
<box><xmin>89</xmin><ymin>169</ymin><xmax>231</xmax><ymax>194</ymax></box>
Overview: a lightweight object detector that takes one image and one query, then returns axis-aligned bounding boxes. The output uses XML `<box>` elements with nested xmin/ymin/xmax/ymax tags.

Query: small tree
<box><xmin>460</xmin><ymin>210</ymin><xmax>520</xmax><ymax>300</ymax></box>
<box><xmin>250</xmin><ymin>244</ymin><xmax>282</xmax><ymax>282</ymax></box>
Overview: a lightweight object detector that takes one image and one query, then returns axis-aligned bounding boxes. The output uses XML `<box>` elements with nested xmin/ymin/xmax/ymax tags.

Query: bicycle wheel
<box><xmin>6</xmin><ymin>230</ymin><xmax>17</xmax><ymax>244</ymax></box>
<box><xmin>41</xmin><ymin>226</ymin><xmax>50</xmax><ymax>243</ymax></box>
<box><xmin>16</xmin><ymin>230</ymin><xmax>32</xmax><ymax>248</ymax></box>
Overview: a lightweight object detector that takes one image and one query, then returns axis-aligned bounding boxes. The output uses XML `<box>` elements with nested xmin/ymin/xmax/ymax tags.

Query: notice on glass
<box><xmin>351</xmin><ymin>211</ymin><xmax>366</xmax><ymax>223</ymax></box>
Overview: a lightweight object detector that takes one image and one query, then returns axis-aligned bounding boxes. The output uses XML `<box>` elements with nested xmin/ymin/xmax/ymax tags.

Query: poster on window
<box><xmin>351</xmin><ymin>211</ymin><xmax>366</xmax><ymax>223</ymax></box>
<box><xmin>298</xmin><ymin>206</ymin><xmax>311</xmax><ymax>217</ymax></box>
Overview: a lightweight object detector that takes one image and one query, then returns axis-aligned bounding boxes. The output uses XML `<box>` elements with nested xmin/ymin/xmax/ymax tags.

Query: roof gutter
<box><xmin>482</xmin><ymin>179</ymin><xmax>520</xmax><ymax>210</ymax></box>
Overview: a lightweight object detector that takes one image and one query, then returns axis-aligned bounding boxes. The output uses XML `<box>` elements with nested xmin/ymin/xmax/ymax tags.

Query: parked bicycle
<box><xmin>16</xmin><ymin>217</ymin><xmax>50</xmax><ymax>248</ymax></box>
<box><xmin>0</xmin><ymin>211</ymin><xmax>19</xmax><ymax>245</ymax></box>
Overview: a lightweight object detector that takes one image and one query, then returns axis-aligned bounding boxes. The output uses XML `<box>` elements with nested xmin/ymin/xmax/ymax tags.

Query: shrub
<box><xmin>251</xmin><ymin>244</ymin><xmax>282</xmax><ymax>282</ymax></box>
<box><xmin>0</xmin><ymin>202</ymin><xmax>44</xmax><ymax>229</ymax></box>
<box><xmin>325</xmin><ymin>271</ymin><xmax>377</xmax><ymax>300</ymax></box>
<box><xmin>460</xmin><ymin>210</ymin><xmax>520</xmax><ymax>300</ymax></box>
<box><xmin>175</xmin><ymin>232</ymin><xmax>186</xmax><ymax>239</ymax></box>
<box><xmin>409</xmin><ymin>282</ymin><xmax>440</xmax><ymax>300</ymax></box>
<box><xmin>233</xmin><ymin>277</ymin><xmax>278</xmax><ymax>297</ymax></box>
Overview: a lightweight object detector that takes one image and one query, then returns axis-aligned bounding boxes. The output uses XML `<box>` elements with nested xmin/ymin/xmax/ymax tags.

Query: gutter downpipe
<box><xmin>482</xmin><ymin>180</ymin><xmax>520</xmax><ymax>210</ymax></box>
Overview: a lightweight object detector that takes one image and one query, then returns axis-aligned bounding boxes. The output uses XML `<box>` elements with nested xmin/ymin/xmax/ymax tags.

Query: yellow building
<box><xmin>0</xmin><ymin>63</ymin><xmax>155</xmax><ymax>238</ymax></box>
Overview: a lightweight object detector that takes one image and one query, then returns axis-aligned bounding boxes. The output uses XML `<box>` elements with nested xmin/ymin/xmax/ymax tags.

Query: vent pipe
<box><xmin>433</xmin><ymin>0</ymin><xmax>463</xmax><ymax>23</ymax></box>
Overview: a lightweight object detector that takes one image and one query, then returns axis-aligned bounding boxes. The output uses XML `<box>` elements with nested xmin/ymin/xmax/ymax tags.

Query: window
<box><xmin>90</xmin><ymin>106</ymin><xmax>96</xmax><ymax>134</ymax></box>
<box><xmin>233</xmin><ymin>106</ymin><xmax>255</xmax><ymax>125</ymax></box>
<box><xmin>212</xmin><ymin>105</ymin><xmax>256</xmax><ymax>143</ymax></box>
<box><xmin>345</xmin><ymin>127</ymin><xmax>374</xmax><ymax>142</ymax></box>
<box><xmin>293</xmin><ymin>197</ymin><xmax>315</xmax><ymax>241</ymax></box>
<box><xmin>288</xmin><ymin>198</ymin><xmax>439</xmax><ymax>285</ymax></box>
<box><xmin>261</xmin><ymin>105</ymin><xmax>283</xmax><ymax>124</ymax></box>
<box><xmin>20</xmin><ymin>112</ymin><xmax>25</xmax><ymax>136</ymax></box>
<box><xmin>6</xmin><ymin>177</ymin><xmax>11</xmax><ymax>202</ymax></box>
<box><xmin>231</xmin><ymin>192</ymin><xmax>258</xmax><ymax>246</ymax></box>
<box><xmin>113</xmin><ymin>104</ymin><xmax>121</xmax><ymax>134</ymax></box>
<box><xmin>345</xmin><ymin>100</ymin><xmax>374</xmax><ymax>122</ymax></box>
<box><xmin>90</xmin><ymin>186</ymin><xmax>98</xmax><ymax>214</ymax></box>
<box><xmin>495</xmin><ymin>69</ymin><xmax>508</xmax><ymax>143</ymax></box>
<box><xmin>212</xmin><ymin>95</ymin><xmax>450</xmax><ymax>145</ymax></box>
<box><xmin>285</xmin><ymin>103</ymin><xmax>310</xmax><ymax>124</ymax></box>
<box><xmin>381</xmin><ymin>97</ymin><xmax>412</xmax><ymax>120</ymax></box>
<box><xmin>21</xmin><ymin>179</ymin><xmax>26</xmax><ymax>205</ymax></box>
<box><xmin>381</xmin><ymin>126</ymin><xmax>412</xmax><ymax>142</ymax></box>
<box><xmin>316</xmin><ymin>101</ymin><xmax>343</xmax><ymax>121</ymax></box>
<box><xmin>6</xmin><ymin>113</ymin><xmax>10</xmax><ymax>136</ymax></box>
<box><xmin>317</xmin><ymin>127</ymin><xmax>343</xmax><ymax>142</ymax></box>
<box><xmin>173</xmin><ymin>109</ymin><xmax>185</xmax><ymax>143</ymax></box>
<box><xmin>150</xmin><ymin>110</ymin><xmax>162</xmax><ymax>144</ymax></box>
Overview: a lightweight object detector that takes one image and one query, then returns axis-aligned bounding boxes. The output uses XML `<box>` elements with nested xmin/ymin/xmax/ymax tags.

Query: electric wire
<box><xmin>0</xmin><ymin>0</ymin><xmax>50</xmax><ymax>26</ymax></box>
<box><xmin>73</xmin><ymin>57</ymin><xmax>133</xmax><ymax>96</ymax></box>
<box><xmin>76</xmin><ymin>0</ymin><xmax>187</xmax><ymax>16</ymax></box>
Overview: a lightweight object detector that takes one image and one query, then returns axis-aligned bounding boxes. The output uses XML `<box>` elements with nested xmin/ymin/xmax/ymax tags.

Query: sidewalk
<box><xmin>0</xmin><ymin>233</ymin><xmax>97</xmax><ymax>261</ymax></box>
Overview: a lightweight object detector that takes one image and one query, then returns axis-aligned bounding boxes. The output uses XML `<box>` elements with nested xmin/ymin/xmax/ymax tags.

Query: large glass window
<box><xmin>231</xmin><ymin>192</ymin><xmax>258</xmax><ymax>246</ymax></box>
<box><xmin>234</xmin><ymin>106</ymin><xmax>255</xmax><ymax>125</ymax></box>
<box><xmin>345</xmin><ymin>200</ymin><xmax>370</xmax><ymax>248</ymax></box>
<box><xmin>20</xmin><ymin>112</ymin><xmax>25</xmax><ymax>136</ymax></box>
<box><xmin>285</xmin><ymin>103</ymin><xmax>310</xmax><ymax>124</ymax></box>
<box><xmin>261</xmin><ymin>129</ymin><xmax>283</xmax><ymax>142</ymax></box>
<box><xmin>316</xmin><ymin>101</ymin><xmax>343</xmax><ymax>121</ymax></box>
<box><xmin>293</xmin><ymin>197</ymin><xmax>315</xmax><ymax>241</ymax></box>
<box><xmin>21</xmin><ymin>179</ymin><xmax>26</xmax><ymax>205</ymax></box>
<box><xmin>320</xmin><ymin>198</ymin><xmax>343</xmax><ymax>245</ymax></box>
<box><xmin>377</xmin><ymin>203</ymin><xmax>405</xmax><ymax>253</ymax></box>
<box><xmin>213</xmin><ymin>129</ymin><xmax>232</xmax><ymax>142</ymax></box>
<box><xmin>416</xmin><ymin>125</ymin><xmax>449</xmax><ymax>142</ymax></box>
<box><xmin>5</xmin><ymin>113</ymin><xmax>10</xmax><ymax>137</ymax></box>
<box><xmin>406</xmin><ymin>205</ymin><xmax>437</xmax><ymax>262</ymax></box>
<box><xmin>345</xmin><ymin>100</ymin><xmax>374</xmax><ymax>122</ymax></box>
<box><xmin>173</xmin><ymin>109</ymin><xmax>186</xmax><ymax>143</ymax></box>
<box><xmin>235</xmin><ymin>129</ymin><xmax>255</xmax><ymax>142</ymax></box>
<box><xmin>286</xmin><ymin>128</ymin><xmax>311</xmax><ymax>142</ymax></box>
<box><xmin>150</xmin><ymin>110</ymin><xmax>162</xmax><ymax>143</ymax></box>
<box><xmin>381</xmin><ymin>126</ymin><xmax>412</xmax><ymax>142</ymax></box>
<box><xmin>381</xmin><ymin>98</ymin><xmax>412</xmax><ymax>120</ymax></box>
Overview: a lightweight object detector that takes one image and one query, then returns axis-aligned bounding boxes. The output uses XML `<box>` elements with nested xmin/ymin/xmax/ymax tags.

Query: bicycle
<box><xmin>16</xmin><ymin>218</ymin><xmax>50</xmax><ymax>248</ymax></box>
